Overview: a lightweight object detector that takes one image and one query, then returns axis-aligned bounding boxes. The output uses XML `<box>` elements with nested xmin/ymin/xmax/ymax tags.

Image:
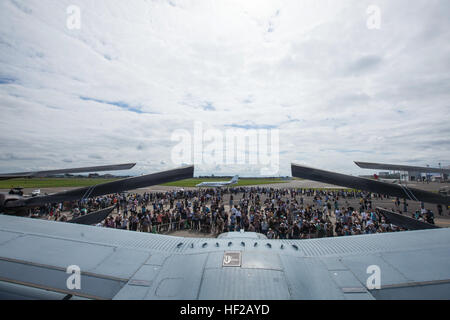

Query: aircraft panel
<box><xmin>112</xmin><ymin>283</ymin><xmax>152</xmax><ymax>300</ymax></box>
<box><xmin>198</xmin><ymin>268</ymin><xmax>291</xmax><ymax>300</ymax></box>
<box><xmin>279</xmin><ymin>255</ymin><xmax>348</xmax><ymax>299</ymax></box>
<box><xmin>339</xmin><ymin>254</ymin><xmax>410</xmax><ymax>286</ymax></box>
<box><xmin>370</xmin><ymin>282</ymin><xmax>450</xmax><ymax>300</ymax></box>
<box><xmin>90</xmin><ymin>248</ymin><xmax>151</xmax><ymax>280</ymax></box>
<box><xmin>0</xmin><ymin>231</ymin><xmax>21</xmax><ymax>246</ymax></box>
<box><xmin>0</xmin><ymin>215</ymin><xmax>450</xmax><ymax>299</ymax></box>
<box><xmin>130</xmin><ymin>264</ymin><xmax>162</xmax><ymax>283</ymax></box>
<box><xmin>141</xmin><ymin>253</ymin><xmax>209</xmax><ymax>300</ymax></box>
<box><xmin>112</xmin><ymin>264</ymin><xmax>163</xmax><ymax>300</ymax></box>
<box><xmin>0</xmin><ymin>259</ymin><xmax>125</xmax><ymax>299</ymax></box>
<box><xmin>0</xmin><ymin>235</ymin><xmax>115</xmax><ymax>271</ymax></box>
<box><xmin>0</xmin><ymin>281</ymin><xmax>73</xmax><ymax>300</ymax></box>
<box><xmin>330</xmin><ymin>270</ymin><xmax>371</xmax><ymax>297</ymax></box>
<box><xmin>381</xmin><ymin>247</ymin><xmax>450</xmax><ymax>282</ymax></box>
<box><xmin>144</xmin><ymin>252</ymin><xmax>172</xmax><ymax>266</ymax></box>
<box><xmin>319</xmin><ymin>257</ymin><xmax>349</xmax><ymax>271</ymax></box>
<box><xmin>241</xmin><ymin>251</ymin><xmax>283</xmax><ymax>270</ymax></box>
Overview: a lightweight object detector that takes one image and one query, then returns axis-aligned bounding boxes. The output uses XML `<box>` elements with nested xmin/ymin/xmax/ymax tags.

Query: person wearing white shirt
<box><xmin>234</xmin><ymin>206</ymin><xmax>242</xmax><ymax>229</ymax></box>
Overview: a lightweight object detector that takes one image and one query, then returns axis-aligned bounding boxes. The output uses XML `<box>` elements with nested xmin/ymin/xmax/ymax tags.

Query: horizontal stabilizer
<box><xmin>0</xmin><ymin>163</ymin><xmax>136</xmax><ymax>180</ymax></box>
<box><xmin>355</xmin><ymin>161</ymin><xmax>450</xmax><ymax>174</ymax></box>
<box><xmin>291</xmin><ymin>163</ymin><xmax>450</xmax><ymax>206</ymax></box>
<box><xmin>68</xmin><ymin>206</ymin><xmax>116</xmax><ymax>225</ymax></box>
<box><xmin>377</xmin><ymin>207</ymin><xmax>439</xmax><ymax>230</ymax></box>
<box><xmin>6</xmin><ymin>165</ymin><xmax>194</xmax><ymax>208</ymax></box>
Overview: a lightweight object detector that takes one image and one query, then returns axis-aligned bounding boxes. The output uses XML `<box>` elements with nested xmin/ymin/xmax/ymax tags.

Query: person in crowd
<box><xmin>36</xmin><ymin>187</ymin><xmax>419</xmax><ymax>238</ymax></box>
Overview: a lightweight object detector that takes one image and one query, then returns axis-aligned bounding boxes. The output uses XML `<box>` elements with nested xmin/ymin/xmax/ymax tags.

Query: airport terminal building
<box><xmin>354</xmin><ymin>161</ymin><xmax>450</xmax><ymax>182</ymax></box>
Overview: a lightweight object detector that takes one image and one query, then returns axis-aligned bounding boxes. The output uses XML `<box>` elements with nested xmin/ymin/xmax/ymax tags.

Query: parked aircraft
<box><xmin>373</xmin><ymin>174</ymin><xmax>399</xmax><ymax>184</ymax></box>
<box><xmin>196</xmin><ymin>175</ymin><xmax>239</xmax><ymax>187</ymax></box>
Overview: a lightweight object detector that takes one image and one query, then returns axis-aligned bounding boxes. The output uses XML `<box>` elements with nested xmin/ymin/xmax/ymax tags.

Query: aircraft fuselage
<box><xmin>0</xmin><ymin>192</ymin><xmax>32</xmax><ymax>216</ymax></box>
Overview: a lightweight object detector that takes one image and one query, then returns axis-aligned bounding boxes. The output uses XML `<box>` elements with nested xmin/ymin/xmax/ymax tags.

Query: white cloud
<box><xmin>0</xmin><ymin>0</ymin><xmax>449</xmax><ymax>176</ymax></box>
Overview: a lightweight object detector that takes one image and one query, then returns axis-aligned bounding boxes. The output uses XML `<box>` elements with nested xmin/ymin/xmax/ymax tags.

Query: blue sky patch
<box><xmin>80</xmin><ymin>96</ymin><xmax>157</xmax><ymax>114</ymax></box>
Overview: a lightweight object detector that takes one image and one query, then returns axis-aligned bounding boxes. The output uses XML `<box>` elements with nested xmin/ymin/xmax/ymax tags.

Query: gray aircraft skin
<box><xmin>0</xmin><ymin>164</ymin><xmax>194</xmax><ymax>216</ymax></box>
<box><xmin>0</xmin><ymin>215</ymin><xmax>449</xmax><ymax>300</ymax></box>
<box><xmin>0</xmin><ymin>163</ymin><xmax>137</xmax><ymax>181</ymax></box>
<box><xmin>0</xmin><ymin>163</ymin><xmax>449</xmax><ymax>300</ymax></box>
<box><xmin>354</xmin><ymin>161</ymin><xmax>450</xmax><ymax>174</ymax></box>
<box><xmin>0</xmin><ymin>163</ymin><xmax>135</xmax><ymax>216</ymax></box>
<box><xmin>291</xmin><ymin>163</ymin><xmax>450</xmax><ymax>206</ymax></box>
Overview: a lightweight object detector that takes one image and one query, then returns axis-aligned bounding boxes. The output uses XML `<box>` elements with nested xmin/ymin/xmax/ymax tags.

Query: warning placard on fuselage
<box><xmin>222</xmin><ymin>251</ymin><xmax>242</xmax><ymax>267</ymax></box>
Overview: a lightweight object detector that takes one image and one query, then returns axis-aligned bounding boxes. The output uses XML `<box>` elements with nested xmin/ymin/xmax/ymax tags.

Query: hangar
<box><xmin>354</xmin><ymin>161</ymin><xmax>450</xmax><ymax>182</ymax></box>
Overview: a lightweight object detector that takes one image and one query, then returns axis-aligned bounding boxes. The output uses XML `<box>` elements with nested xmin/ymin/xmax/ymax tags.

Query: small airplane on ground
<box><xmin>196</xmin><ymin>175</ymin><xmax>239</xmax><ymax>187</ymax></box>
<box><xmin>373</xmin><ymin>174</ymin><xmax>399</xmax><ymax>184</ymax></box>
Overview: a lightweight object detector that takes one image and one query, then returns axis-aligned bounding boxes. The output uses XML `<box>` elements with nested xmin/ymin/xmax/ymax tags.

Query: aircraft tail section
<box><xmin>230</xmin><ymin>175</ymin><xmax>239</xmax><ymax>184</ymax></box>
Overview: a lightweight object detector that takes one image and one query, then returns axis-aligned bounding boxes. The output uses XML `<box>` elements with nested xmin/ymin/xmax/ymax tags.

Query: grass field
<box><xmin>0</xmin><ymin>177</ymin><xmax>288</xmax><ymax>189</ymax></box>
<box><xmin>0</xmin><ymin>178</ymin><xmax>120</xmax><ymax>189</ymax></box>
<box><xmin>161</xmin><ymin>178</ymin><xmax>288</xmax><ymax>187</ymax></box>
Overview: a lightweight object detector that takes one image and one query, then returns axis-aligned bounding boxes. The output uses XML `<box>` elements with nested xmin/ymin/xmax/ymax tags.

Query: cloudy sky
<box><xmin>0</xmin><ymin>0</ymin><xmax>449</xmax><ymax>177</ymax></box>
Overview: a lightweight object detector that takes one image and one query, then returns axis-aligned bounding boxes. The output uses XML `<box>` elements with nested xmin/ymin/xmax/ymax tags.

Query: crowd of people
<box><xmin>89</xmin><ymin>187</ymin><xmax>411</xmax><ymax>239</ymax></box>
<box><xmin>30</xmin><ymin>194</ymin><xmax>117</xmax><ymax>221</ymax></box>
<box><xmin>31</xmin><ymin>186</ymin><xmax>447</xmax><ymax>239</ymax></box>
